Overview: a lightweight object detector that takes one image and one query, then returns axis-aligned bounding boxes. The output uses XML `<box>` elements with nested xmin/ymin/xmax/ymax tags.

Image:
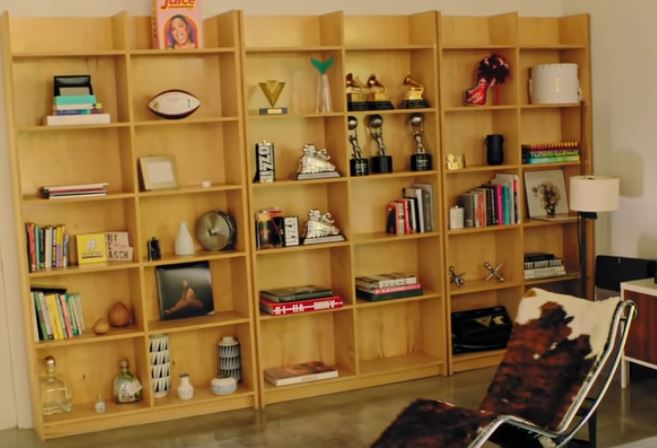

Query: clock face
<box><xmin>195</xmin><ymin>211</ymin><xmax>236</xmax><ymax>251</ymax></box>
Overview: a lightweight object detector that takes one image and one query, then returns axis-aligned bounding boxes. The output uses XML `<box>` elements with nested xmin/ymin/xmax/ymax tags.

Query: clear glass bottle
<box><xmin>113</xmin><ymin>359</ymin><xmax>143</xmax><ymax>404</ymax></box>
<box><xmin>40</xmin><ymin>356</ymin><xmax>72</xmax><ymax>416</ymax></box>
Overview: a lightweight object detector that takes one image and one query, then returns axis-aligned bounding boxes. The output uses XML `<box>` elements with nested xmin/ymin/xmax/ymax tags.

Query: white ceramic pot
<box><xmin>177</xmin><ymin>373</ymin><xmax>194</xmax><ymax>401</ymax></box>
<box><xmin>529</xmin><ymin>63</ymin><xmax>582</xmax><ymax>104</ymax></box>
<box><xmin>175</xmin><ymin>222</ymin><xmax>195</xmax><ymax>256</ymax></box>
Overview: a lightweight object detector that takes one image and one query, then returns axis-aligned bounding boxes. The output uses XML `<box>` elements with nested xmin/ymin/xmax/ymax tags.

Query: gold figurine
<box><xmin>346</xmin><ymin>73</ymin><xmax>369</xmax><ymax>111</ymax></box>
<box><xmin>366</xmin><ymin>74</ymin><xmax>394</xmax><ymax>110</ymax></box>
<box><xmin>400</xmin><ymin>74</ymin><xmax>429</xmax><ymax>109</ymax></box>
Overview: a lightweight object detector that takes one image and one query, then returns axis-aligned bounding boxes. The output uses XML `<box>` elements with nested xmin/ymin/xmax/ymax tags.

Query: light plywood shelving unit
<box><xmin>2</xmin><ymin>11</ymin><xmax>258</xmax><ymax>440</ymax></box>
<box><xmin>439</xmin><ymin>13</ymin><xmax>592</xmax><ymax>373</ymax></box>
<box><xmin>240</xmin><ymin>11</ymin><xmax>446</xmax><ymax>406</ymax></box>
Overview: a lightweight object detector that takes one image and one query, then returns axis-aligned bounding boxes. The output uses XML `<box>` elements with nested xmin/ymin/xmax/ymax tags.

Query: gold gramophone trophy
<box><xmin>346</xmin><ymin>73</ymin><xmax>369</xmax><ymax>111</ymax></box>
<box><xmin>366</xmin><ymin>74</ymin><xmax>394</xmax><ymax>110</ymax></box>
<box><xmin>400</xmin><ymin>74</ymin><xmax>429</xmax><ymax>109</ymax></box>
<box><xmin>258</xmin><ymin>80</ymin><xmax>287</xmax><ymax>115</ymax></box>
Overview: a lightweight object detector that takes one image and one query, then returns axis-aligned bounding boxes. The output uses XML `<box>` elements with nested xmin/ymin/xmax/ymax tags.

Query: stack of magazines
<box><xmin>259</xmin><ymin>285</ymin><xmax>343</xmax><ymax>316</ymax></box>
<box><xmin>39</xmin><ymin>182</ymin><xmax>108</xmax><ymax>199</ymax></box>
<box><xmin>356</xmin><ymin>272</ymin><xmax>422</xmax><ymax>301</ymax></box>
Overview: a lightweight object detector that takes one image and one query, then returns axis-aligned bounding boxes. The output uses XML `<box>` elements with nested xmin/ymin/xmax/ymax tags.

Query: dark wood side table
<box><xmin>621</xmin><ymin>278</ymin><xmax>657</xmax><ymax>388</ymax></box>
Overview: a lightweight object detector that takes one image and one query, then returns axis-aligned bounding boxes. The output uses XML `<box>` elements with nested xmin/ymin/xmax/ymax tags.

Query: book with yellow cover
<box><xmin>76</xmin><ymin>233</ymin><xmax>107</xmax><ymax>265</ymax></box>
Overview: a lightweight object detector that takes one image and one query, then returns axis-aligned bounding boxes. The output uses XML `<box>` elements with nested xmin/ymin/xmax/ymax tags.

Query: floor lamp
<box><xmin>569</xmin><ymin>176</ymin><xmax>620</xmax><ymax>299</ymax></box>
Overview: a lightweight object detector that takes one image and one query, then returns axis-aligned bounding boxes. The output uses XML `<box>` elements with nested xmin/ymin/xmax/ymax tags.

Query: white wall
<box><xmin>0</xmin><ymin>0</ymin><xmax>564</xmax><ymax>430</ymax></box>
<box><xmin>562</xmin><ymin>0</ymin><xmax>657</xmax><ymax>258</ymax></box>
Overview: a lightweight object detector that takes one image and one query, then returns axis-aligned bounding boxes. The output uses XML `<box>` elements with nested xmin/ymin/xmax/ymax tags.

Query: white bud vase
<box><xmin>175</xmin><ymin>222</ymin><xmax>194</xmax><ymax>256</ymax></box>
<box><xmin>177</xmin><ymin>373</ymin><xmax>194</xmax><ymax>401</ymax></box>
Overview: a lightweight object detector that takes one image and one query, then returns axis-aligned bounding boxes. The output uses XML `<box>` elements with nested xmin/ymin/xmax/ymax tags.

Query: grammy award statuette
<box><xmin>367</xmin><ymin>114</ymin><xmax>393</xmax><ymax>174</ymax></box>
<box><xmin>409</xmin><ymin>113</ymin><xmax>432</xmax><ymax>171</ymax></box>
<box><xmin>348</xmin><ymin>116</ymin><xmax>369</xmax><ymax>176</ymax></box>
<box><xmin>258</xmin><ymin>80</ymin><xmax>288</xmax><ymax>115</ymax></box>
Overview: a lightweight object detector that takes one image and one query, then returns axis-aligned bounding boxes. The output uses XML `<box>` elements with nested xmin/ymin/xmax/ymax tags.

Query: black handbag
<box><xmin>451</xmin><ymin>306</ymin><xmax>512</xmax><ymax>354</ymax></box>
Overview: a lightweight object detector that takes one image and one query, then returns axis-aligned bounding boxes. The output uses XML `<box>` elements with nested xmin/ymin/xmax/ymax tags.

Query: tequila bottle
<box><xmin>40</xmin><ymin>356</ymin><xmax>72</xmax><ymax>416</ymax></box>
<box><xmin>113</xmin><ymin>359</ymin><xmax>143</xmax><ymax>404</ymax></box>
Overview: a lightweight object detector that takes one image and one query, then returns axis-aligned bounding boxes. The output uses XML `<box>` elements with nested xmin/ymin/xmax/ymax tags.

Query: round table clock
<box><xmin>195</xmin><ymin>211</ymin><xmax>236</xmax><ymax>251</ymax></box>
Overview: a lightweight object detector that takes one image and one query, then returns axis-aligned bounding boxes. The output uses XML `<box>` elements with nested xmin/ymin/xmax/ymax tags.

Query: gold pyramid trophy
<box><xmin>258</xmin><ymin>80</ymin><xmax>288</xmax><ymax>115</ymax></box>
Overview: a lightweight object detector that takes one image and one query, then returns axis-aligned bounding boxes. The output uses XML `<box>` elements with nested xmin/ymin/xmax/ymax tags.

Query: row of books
<box><xmin>385</xmin><ymin>183</ymin><xmax>435</xmax><ymax>235</ymax></box>
<box><xmin>524</xmin><ymin>252</ymin><xmax>567</xmax><ymax>280</ymax></box>
<box><xmin>259</xmin><ymin>285</ymin><xmax>343</xmax><ymax>316</ymax></box>
<box><xmin>39</xmin><ymin>182</ymin><xmax>109</xmax><ymax>199</ymax></box>
<box><xmin>456</xmin><ymin>173</ymin><xmax>521</xmax><ymax>228</ymax></box>
<box><xmin>522</xmin><ymin>141</ymin><xmax>581</xmax><ymax>164</ymax></box>
<box><xmin>356</xmin><ymin>272</ymin><xmax>423</xmax><ymax>301</ymax></box>
<box><xmin>25</xmin><ymin>223</ymin><xmax>69</xmax><ymax>273</ymax></box>
<box><xmin>30</xmin><ymin>289</ymin><xmax>86</xmax><ymax>342</ymax></box>
<box><xmin>45</xmin><ymin>94</ymin><xmax>111</xmax><ymax>126</ymax></box>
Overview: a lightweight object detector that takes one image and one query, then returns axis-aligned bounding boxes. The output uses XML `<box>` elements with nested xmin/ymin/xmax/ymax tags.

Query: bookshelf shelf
<box><xmin>355</xmin><ymin>291</ymin><xmax>441</xmax><ymax>308</ymax></box>
<box><xmin>141</xmin><ymin>250</ymin><xmax>247</xmax><ymax>267</ymax></box>
<box><xmin>34</xmin><ymin>327</ymin><xmax>144</xmax><ymax>349</ymax></box>
<box><xmin>130</xmin><ymin>47</ymin><xmax>237</xmax><ymax>56</ymax></box>
<box><xmin>22</xmin><ymin>193</ymin><xmax>136</xmax><ymax>204</ymax></box>
<box><xmin>133</xmin><ymin>116</ymin><xmax>240</xmax><ymax>127</ymax></box>
<box><xmin>449</xmin><ymin>280</ymin><xmax>523</xmax><ymax>296</ymax></box>
<box><xmin>349</xmin><ymin>170</ymin><xmax>439</xmax><ymax>181</ymax></box>
<box><xmin>152</xmin><ymin>386</ymin><xmax>254</xmax><ymax>409</ymax></box>
<box><xmin>17</xmin><ymin>123</ymin><xmax>131</xmax><ymax>132</ymax></box>
<box><xmin>27</xmin><ymin>261</ymin><xmax>140</xmax><ymax>279</ymax></box>
<box><xmin>352</xmin><ymin>231</ymin><xmax>440</xmax><ymax>245</ymax></box>
<box><xmin>255</xmin><ymin>241</ymin><xmax>350</xmax><ymax>256</ymax></box>
<box><xmin>13</xmin><ymin>50</ymin><xmax>128</xmax><ymax>58</ymax></box>
<box><xmin>245</xmin><ymin>46</ymin><xmax>342</xmax><ymax>53</ymax></box>
<box><xmin>259</xmin><ymin>304</ymin><xmax>354</xmax><ymax>321</ymax></box>
<box><xmin>251</xmin><ymin>178</ymin><xmax>347</xmax><ymax>189</ymax></box>
<box><xmin>147</xmin><ymin>312</ymin><xmax>250</xmax><ymax>334</ymax></box>
<box><xmin>522</xmin><ymin>161</ymin><xmax>582</xmax><ymax>170</ymax></box>
<box><xmin>359</xmin><ymin>353</ymin><xmax>443</xmax><ymax>376</ymax></box>
<box><xmin>447</xmin><ymin>224</ymin><xmax>521</xmax><ymax>236</ymax></box>
<box><xmin>445</xmin><ymin>164</ymin><xmax>519</xmax><ymax>175</ymax></box>
<box><xmin>525</xmin><ymin>273</ymin><xmax>580</xmax><ymax>286</ymax></box>
<box><xmin>137</xmin><ymin>184</ymin><xmax>243</xmax><ymax>198</ymax></box>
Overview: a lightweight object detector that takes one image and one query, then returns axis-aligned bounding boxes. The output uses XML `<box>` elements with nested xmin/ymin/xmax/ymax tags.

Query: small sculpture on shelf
<box><xmin>400</xmin><ymin>74</ymin><xmax>429</xmax><ymax>109</ymax></box>
<box><xmin>147</xmin><ymin>237</ymin><xmax>162</xmax><ymax>261</ymax></box>
<box><xmin>346</xmin><ymin>73</ymin><xmax>369</xmax><ymax>111</ymax></box>
<box><xmin>366</xmin><ymin>74</ymin><xmax>394</xmax><ymax>110</ymax></box>
<box><xmin>108</xmin><ymin>302</ymin><xmax>132</xmax><ymax>328</ymax></box>
<box><xmin>258</xmin><ymin>80</ymin><xmax>287</xmax><ymax>115</ymax></box>
<box><xmin>296</xmin><ymin>144</ymin><xmax>340</xmax><ymax>180</ymax></box>
<box><xmin>303</xmin><ymin>209</ymin><xmax>345</xmax><ymax>245</ymax></box>
<box><xmin>113</xmin><ymin>359</ymin><xmax>143</xmax><ymax>404</ymax></box>
<box><xmin>449</xmin><ymin>266</ymin><xmax>465</xmax><ymax>288</ymax></box>
<box><xmin>446</xmin><ymin>153</ymin><xmax>466</xmax><ymax>171</ymax></box>
<box><xmin>465</xmin><ymin>54</ymin><xmax>510</xmax><ymax>106</ymax></box>
<box><xmin>177</xmin><ymin>373</ymin><xmax>194</xmax><ymax>400</ymax></box>
<box><xmin>311</xmin><ymin>56</ymin><xmax>335</xmax><ymax>113</ymax></box>
<box><xmin>483</xmin><ymin>261</ymin><xmax>505</xmax><ymax>283</ymax></box>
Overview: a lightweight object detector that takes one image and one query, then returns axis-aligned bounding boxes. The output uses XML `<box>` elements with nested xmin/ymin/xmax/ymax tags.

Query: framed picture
<box><xmin>524</xmin><ymin>169</ymin><xmax>569</xmax><ymax>219</ymax></box>
<box><xmin>156</xmin><ymin>261</ymin><xmax>214</xmax><ymax>320</ymax></box>
<box><xmin>139</xmin><ymin>156</ymin><xmax>179</xmax><ymax>191</ymax></box>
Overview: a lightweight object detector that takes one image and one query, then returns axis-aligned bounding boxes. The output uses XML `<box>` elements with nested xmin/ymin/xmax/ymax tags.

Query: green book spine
<box><xmin>54</xmin><ymin>95</ymin><xmax>97</xmax><ymax>105</ymax></box>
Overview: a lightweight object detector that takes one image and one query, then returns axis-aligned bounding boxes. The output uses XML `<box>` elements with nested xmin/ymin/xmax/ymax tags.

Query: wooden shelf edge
<box><xmin>138</xmin><ymin>184</ymin><xmax>242</xmax><ymax>198</ymax></box>
<box><xmin>448</xmin><ymin>224</ymin><xmax>521</xmax><ymax>236</ymax></box>
<box><xmin>452</xmin><ymin>349</ymin><xmax>505</xmax><ymax>373</ymax></box>
<box><xmin>35</xmin><ymin>328</ymin><xmax>144</xmax><ymax>349</ymax></box>
<box><xmin>445</xmin><ymin>164</ymin><xmax>519</xmax><ymax>174</ymax></box>
<box><xmin>143</xmin><ymin>250</ymin><xmax>247</xmax><ymax>267</ymax></box>
<box><xmin>17</xmin><ymin>123</ymin><xmax>130</xmax><ymax>132</ymax></box>
<box><xmin>256</xmin><ymin>241</ymin><xmax>349</xmax><ymax>256</ymax></box>
<box><xmin>450</xmin><ymin>280</ymin><xmax>522</xmax><ymax>296</ymax></box>
<box><xmin>524</xmin><ymin>273</ymin><xmax>580</xmax><ymax>286</ymax></box>
<box><xmin>259</xmin><ymin>305</ymin><xmax>354</xmax><ymax>321</ymax></box>
<box><xmin>22</xmin><ymin>193</ymin><xmax>135</xmax><ymax>204</ymax></box>
<box><xmin>353</xmin><ymin>231</ymin><xmax>440</xmax><ymax>245</ymax></box>
<box><xmin>349</xmin><ymin>170</ymin><xmax>439</xmax><ymax>182</ymax></box>
<box><xmin>251</xmin><ymin>177</ymin><xmax>346</xmax><ymax>189</ymax></box>
<box><xmin>28</xmin><ymin>262</ymin><xmax>140</xmax><ymax>278</ymax></box>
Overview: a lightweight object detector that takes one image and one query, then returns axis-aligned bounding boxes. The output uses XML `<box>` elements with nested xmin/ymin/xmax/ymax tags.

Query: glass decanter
<box><xmin>40</xmin><ymin>356</ymin><xmax>72</xmax><ymax>416</ymax></box>
<box><xmin>113</xmin><ymin>359</ymin><xmax>143</xmax><ymax>404</ymax></box>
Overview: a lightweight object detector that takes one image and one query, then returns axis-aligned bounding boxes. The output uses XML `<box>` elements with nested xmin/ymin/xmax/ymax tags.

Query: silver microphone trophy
<box><xmin>409</xmin><ymin>113</ymin><xmax>432</xmax><ymax>171</ymax></box>
<box><xmin>348</xmin><ymin>116</ymin><xmax>369</xmax><ymax>176</ymax></box>
<box><xmin>367</xmin><ymin>114</ymin><xmax>393</xmax><ymax>174</ymax></box>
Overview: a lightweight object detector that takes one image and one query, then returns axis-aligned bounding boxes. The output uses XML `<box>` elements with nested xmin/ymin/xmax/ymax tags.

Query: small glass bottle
<box><xmin>113</xmin><ymin>359</ymin><xmax>143</xmax><ymax>404</ymax></box>
<box><xmin>40</xmin><ymin>356</ymin><xmax>72</xmax><ymax>416</ymax></box>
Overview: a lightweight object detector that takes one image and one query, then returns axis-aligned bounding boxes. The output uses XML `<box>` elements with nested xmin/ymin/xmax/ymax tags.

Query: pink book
<box><xmin>152</xmin><ymin>0</ymin><xmax>204</xmax><ymax>50</ymax></box>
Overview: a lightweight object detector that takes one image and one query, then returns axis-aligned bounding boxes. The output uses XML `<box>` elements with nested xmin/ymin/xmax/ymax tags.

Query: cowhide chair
<box><xmin>373</xmin><ymin>288</ymin><xmax>636</xmax><ymax>448</ymax></box>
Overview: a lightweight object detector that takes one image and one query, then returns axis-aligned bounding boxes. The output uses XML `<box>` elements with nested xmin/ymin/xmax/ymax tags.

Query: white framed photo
<box><xmin>139</xmin><ymin>156</ymin><xmax>179</xmax><ymax>191</ymax></box>
<box><xmin>524</xmin><ymin>169</ymin><xmax>569</xmax><ymax>219</ymax></box>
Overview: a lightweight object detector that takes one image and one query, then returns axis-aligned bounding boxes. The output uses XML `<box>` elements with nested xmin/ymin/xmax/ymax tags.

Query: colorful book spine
<box><xmin>53</xmin><ymin>94</ymin><xmax>97</xmax><ymax>105</ymax></box>
<box><xmin>357</xmin><ymin>282</ymin><xmax>423</xmax><ymax>295</ymax></box>
<box><xmin>260</xmin><ymin>296</ymin><xmax>344</xmax><ymax>316</ymax></box>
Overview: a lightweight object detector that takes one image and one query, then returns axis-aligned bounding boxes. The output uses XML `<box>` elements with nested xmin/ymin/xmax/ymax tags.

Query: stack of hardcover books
<box><xmin>259</xmin><ymin>285</ymin><xmax>343</xmax><ymax>316</ymax></box>
<box><xmin>264</xmin><ymin>361</ymin><xmax>338</xmax><ymax>386</ymax></box>
<box><xmin>524</xmin><ymin>252</ymin><xmax>567</xmax><ymax>280</ymax></box>
<box><xmin>456</xmin><ymin>173</ymin><xmax>520</xmax><ymax>228</ymax></box>
<box><xmin>385</xmin><ymin>183</ymin><xmax>435</xmax><ymax>235</ymax></box>
<box><xmin>39</xmin><ymin>182</ymin><xmax>109</xmax><ymax>199</ymax></box>
<box><xmin>356</xmin><ymin>272</ymin><xmax>422</xmax><ymax>301</ymax></box>
<box><xmin>30</xmin><ymin>286</ymin><xmax>85</xmax><ymax>342</ymax></box>
<box><xmin>522</xmin><ymin>141</ymin><xmax>580</xmax><ymax>164</ymax></box>
<box><xmin>45</xmin><ymin>94</ymin><xmax>110</xmax><ymax>126</ymax></box>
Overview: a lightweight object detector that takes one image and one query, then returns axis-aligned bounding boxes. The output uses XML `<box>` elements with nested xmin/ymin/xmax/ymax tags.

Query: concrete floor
<box><xmin>2</xmin><ymin>367</ymin><xmax>657</xmax><ymax>448</ymax></box>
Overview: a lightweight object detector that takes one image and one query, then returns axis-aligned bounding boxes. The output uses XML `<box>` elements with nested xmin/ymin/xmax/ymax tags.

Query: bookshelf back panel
<box><xmin>130</xmin><ymin>54</ymin><xmax>236</xmax><ymax>121</ymax></box>
<box><xmin>243</xmin><ymin>16</ymin><xmax>325</xmax><ymax>48</ymax></box>
<box><xmin>165</xmin><ymin>324</ymin><xmax>253</xmax><ymax>392</ymax></box>
<box><xmin>447</xmin><ymin>231</ymin><xmax>522</xmax><ymax>284</ymax></box>
<box><xmin>441</xmin><ymin>49</ymin><xmax>517</xmax><ymax>108</ymax></box>
<box><xmin>31</xmin><ymin>268</ymin><xmax>144</xmax><ymax>332</ymax></box>
<box><xmin>139</xmin><ymin>190</ymin><xmax>246</xmax><ymax>256</ymax></box>
<box><xmin>259</xmin><ymin>312</ymin><xmax>340</xmax><ymax>369</ymax></box>
<box><xmin>518</xmin><ymin>16</ymin><xmax>588</xmax><ymax>47</ymax></box>
<box><xmin>450</xmin><ymin>287</ymin><xmax>523</xmax><ymax>320</ymax></box>
<box><xmin>244</xmin><ymin>52</ymin><xmax>343</xmax><ymax>115</ymax></box>
<box><xmin>357</xmin><ymin>301</ymin><xmax>438</xmax><ymax>361</ymax></box>
<box><xmin>520</xmin><ymin>109</ymin><xmax>581</xmax><ymax>147</ymax></box>
<box><xmin>349</xmin><ymin>176</ymin><xmax>438</xmax><ymax>235</ymax></box>
<box><xmin>143</xmin><ymin>257</ymin><xmax>249</xmax><ymax>324</ymax></box>
<box><xmin>524</xmin><ymin>224</ymin><xmax>579</xmax><ymax>273</ymax></box>
<box><xmin>9</xmin><ymin>16</ymin><xmax>126</xmax><ymax>52</ymax></box>
<box><xmin>18</xmin><ymin>128</ymin><xmax>132</xmax><ymax>195</ymax></box>
<box><xmin>441</xmin><ymin>15</ymin><xmax>516</xmax><ymax>47</ymax></box>
<box><xmin>134</xmin><ymin>123</ymin><xmax>241</xmax><ymax>187</ymax></box>
<box><xmin>345</xmin><ymin>50</ymin><xmax>437</xmax><ymax>108</ymax></box>
<box><xmin>12</xmin><ymin>57</ymin><xmax>128</xmax><ymax>127</ymax></box>
<box><xmin>353</xmin><ymin>240</ymin><xmax>420</xmax><ymax>278</ymax></box>
<box><xmin>443</xmin><ymin>110</ymin><xmax>519</xmax><ymax>167</ymax></box>
<box><xmin>39</xmin><ymin>337</ymin><xmax>146</xmax><ymax>405</ymax></box>
<box><xmin>247</xmin><ymin>118</ymin><xmax>347</xmax><ymax>181</ymax></box>
<box><xmin>256</xmin><ymin>246</ymin><xmax>352</xmax><ymax>304</ymax></box>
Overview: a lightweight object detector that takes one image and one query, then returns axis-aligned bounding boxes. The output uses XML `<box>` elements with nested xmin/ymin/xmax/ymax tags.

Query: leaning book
<box><xmin>264</xmin><ymin>361</ymin><xmax>338</xmax><ymax>387</ymax></box>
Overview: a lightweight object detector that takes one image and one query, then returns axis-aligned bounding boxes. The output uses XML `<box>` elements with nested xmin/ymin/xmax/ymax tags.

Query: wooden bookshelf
<box><xmin>2</xmin><ymin>8</ymin><xmax>592</xmax><ymax>439</ymax></box>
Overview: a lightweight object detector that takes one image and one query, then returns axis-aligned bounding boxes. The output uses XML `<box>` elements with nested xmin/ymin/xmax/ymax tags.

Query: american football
<box><xmin>148</xmin><ymin>89</ymin><xmax>201</xmax><ymax>119</ymax></box>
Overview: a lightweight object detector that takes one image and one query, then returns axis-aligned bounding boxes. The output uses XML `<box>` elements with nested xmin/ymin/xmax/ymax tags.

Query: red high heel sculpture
<box><xmin>465</xmin><ymin>54</ymin><xmax>510</xmax><ymax>106</ymax></box>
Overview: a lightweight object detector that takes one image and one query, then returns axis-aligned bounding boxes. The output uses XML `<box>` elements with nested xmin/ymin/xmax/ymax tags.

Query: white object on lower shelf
<box><xmin>211</xmin><ymin>377</ymin><xmax>237</xmax><ymax>395</ymax></box>
<box><xmin>177</xmin><ymin>373</ymin><xmax>194</xmax><ymax>400</ymax></box>
<box><xmin>44</xmin><ymin>113</ymin><xmax>111</xmax><ymax>126</ymax></box>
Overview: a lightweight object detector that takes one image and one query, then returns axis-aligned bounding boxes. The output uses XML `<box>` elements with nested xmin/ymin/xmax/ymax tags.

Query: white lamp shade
<box><xmin>569</xmin><ymin>176</ymin><xmax>619</xmax><ymax>212</ymax></box>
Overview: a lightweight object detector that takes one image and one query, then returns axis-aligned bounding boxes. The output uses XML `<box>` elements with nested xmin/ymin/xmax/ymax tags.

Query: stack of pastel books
<box><xmin>39</xmin><ymin>182</ymin><xmax>108</xmax><ymax>199</ymax></box>
<box><xmin>356</xmin><ymin>272</ymin><xmax>422</xmax><ymax>301</ymax></box>
<box><xmin>45</xmin><ymin>94</ymin><xmax>110</xmax><ymax>126</ymax></box>
<box><xmin>522</xmin><ymin>141</ymin><xmax>581</xmax><ymax>164</ymax></box>
<box><xmin>259</xmin><ymin>285</ymin><xmax>343</xmax><ymax>316</ymax></box>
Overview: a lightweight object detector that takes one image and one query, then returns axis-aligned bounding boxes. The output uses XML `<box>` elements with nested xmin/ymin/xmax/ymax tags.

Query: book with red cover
<box><xmin>264</xmin><ymin>361</ymin><xmax>338</xmax><ymax>386</ymax></box>
<box><xmin>260</xmin><ymin>295</ymin><xmax>343</xmax><ymax>316</ymax></box>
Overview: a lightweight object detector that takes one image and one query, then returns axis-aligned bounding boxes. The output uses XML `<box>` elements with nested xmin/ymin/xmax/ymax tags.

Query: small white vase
<box><xmin>177</xmin><ymin>373</ymin><xmax>194</xmax><ymax>401</ymax></box>
<box><xmin>175</xmin><ymin>222</ymin><xmax>195</xmax><ymax>256</ymax></box>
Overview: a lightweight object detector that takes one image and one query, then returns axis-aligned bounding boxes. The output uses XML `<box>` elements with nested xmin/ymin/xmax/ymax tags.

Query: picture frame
<box><xmin>139</xmin><ymin>156</ymin><xmax>179</xmax><ymax>191</ymax></box>
<box><xmin>53</xmin><ymin>74</ymin><xmax>93</xmax><ymax>97</ymax></box>
<box><xmin>524</xmin><ymin>169</ymin><xmax>569</xmax><ymax>219</ymax></box>
<box><xmin>155</xmin><ymin>261</ymin><xmax>214</xmax><ymax>320</ymax></box>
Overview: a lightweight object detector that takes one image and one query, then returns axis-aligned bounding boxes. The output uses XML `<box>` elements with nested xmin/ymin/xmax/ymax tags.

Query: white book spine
<box><xmin>44</xmin><ymin>113</ymin><xmax>111</xmax><ymax>126</ymax></box>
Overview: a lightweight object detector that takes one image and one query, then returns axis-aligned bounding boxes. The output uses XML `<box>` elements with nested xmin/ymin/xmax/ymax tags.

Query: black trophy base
<box><xmin>348</xmin><ymin>101</ymin><xmax>369</xmax><ymax>112</ymax></box>
<box><xmin>400</xmin><ymin>99</ymin><xmax>429</xmax><ymax>109</ymax></box>
<box><xmin>367</xmin><ymin>100</ymin><xmax>395</xmax><ymax>110</ymax></box>
<box><xmin>259</xmin><ymin>107</ymin><xmax>288</xmax><ymax>115</ymax></box>
<box><xmin>371</xmin><ymin>155</ymin><xmax>393</xmax><ymax>174</ymax></box>
<box><xmin>411</xmin><ymin>153</ymin><xmax>433</xmax><ymax>171</ymax></box>
<box><xmin>350</xmin><ymin>158</ymin><xmax>369</xmax><ymax>176</ymax></box>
